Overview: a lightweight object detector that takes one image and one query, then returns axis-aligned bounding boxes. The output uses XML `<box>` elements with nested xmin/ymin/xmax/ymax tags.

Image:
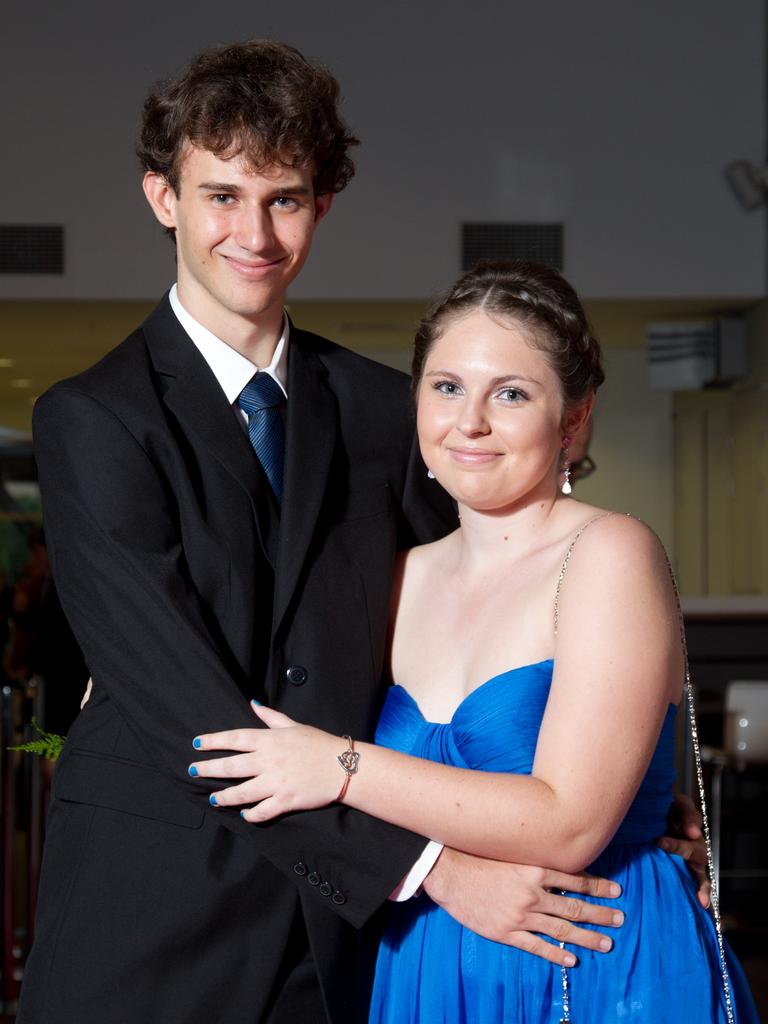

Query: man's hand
<box><xmin>422</xmin><ymin>848</ymin><xmax>623</xmax><ymax>966</ymax></box>
<box><xmin>658</xmin><ymin>793</ymin><xmax>711</xmax><ymax>908</ymax></box>
<box><xmin>80</xmin><ymin>677</ymin><xmax>93</xmax><ymax>709</ymax></box>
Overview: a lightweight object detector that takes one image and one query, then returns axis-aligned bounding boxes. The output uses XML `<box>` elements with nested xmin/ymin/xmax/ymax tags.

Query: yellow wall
<box><xmin>2</xmin><ymin>295</ymin><xmax>763</xmax><ymax>592</ymax></box>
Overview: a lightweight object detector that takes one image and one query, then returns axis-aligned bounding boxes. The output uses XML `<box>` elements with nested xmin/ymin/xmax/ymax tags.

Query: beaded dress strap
<box><xmin>553</xmin><ymin>510</ymin><xmax>617</xmax><ymax>1022</ymax></box>
<box><xmin>552</xmin><ymin>515</ymin><xmax>735</xmax><ymax>1024</ymax></box>
<box><xmin>553</xmin><ymin>512</ymin><xmax>617</xmax><ymax>636</ymax></box>
<box><xmin>665</xmin><ymin>554</ymin><xmax>735</xmax><ymax>1023</ymax></box>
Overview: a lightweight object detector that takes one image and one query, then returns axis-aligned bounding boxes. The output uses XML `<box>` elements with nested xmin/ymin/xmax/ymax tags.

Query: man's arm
<box><xmin>34</xmin><ymin>386</ymin><xmax>428</xmax><ymax>927</ymax></box>
<box><xmin>659</xmin><ymin>793</ymin><xmax>710</xmax><ymax>907</ymax></box>
<box><xmin>423</xmin><ymin>849</ymin><xmax>623</xmax><ymax>965</ymax></box>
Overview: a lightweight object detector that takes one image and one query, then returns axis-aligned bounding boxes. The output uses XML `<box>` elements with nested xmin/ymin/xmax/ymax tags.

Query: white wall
<box><xmin>1</xmin><ymin>0</ymin><xmax>764</xmax><ymax>300</ymax></box>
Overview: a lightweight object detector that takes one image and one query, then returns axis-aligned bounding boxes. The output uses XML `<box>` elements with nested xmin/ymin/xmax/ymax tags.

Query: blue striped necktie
<box><xmin>238</xmin><ymin>373</ymin><xmax>285</xmax><ymax>502</ymax></box>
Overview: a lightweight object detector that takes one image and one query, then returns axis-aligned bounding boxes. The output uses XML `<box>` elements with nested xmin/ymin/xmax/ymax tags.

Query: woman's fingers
<box><xmin>192</xmin><ymin>728</ymin><xmax>262</xmax><ymax>752</ymax></box>
<box><xmin>250</xmin><ymin>703</ymin><xmax>295</xmax><ymax>728</ymax></box>
<box><xmin>241</xmin><ymin>797</ymin><xmax>284</xmax><ymax>823</ymax></box>
<box><xmin>210</xmin><ymin>777</ymin><xmax>272</xmax><ymax>808</ymax></box>
<box><xmin>188</xmin><ymin>752</ymin><xmax>261</xmax><ymax>779</ymax></box>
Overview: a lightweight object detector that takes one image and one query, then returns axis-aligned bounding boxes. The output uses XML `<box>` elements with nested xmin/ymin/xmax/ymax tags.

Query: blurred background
<box><xmin>0</xmin><ymin>0</ymin><xmax>766</xmax><ymax>1016</ymax></box>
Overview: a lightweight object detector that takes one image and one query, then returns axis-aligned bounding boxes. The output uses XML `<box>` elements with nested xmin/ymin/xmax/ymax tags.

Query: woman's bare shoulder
<box><xmin>396</xmin><ymin>531</ymin><xmax>458</xmax><ymax>591</ymax></box>
<box><xmin>557</xmin><ymin>506</ymin><xmax>674</xmax><ymax>610</ymax></box>
<box><xmin>567</xmin><ymin>508</ymin><xmax>667</xmax><ymax>565</ymax></box>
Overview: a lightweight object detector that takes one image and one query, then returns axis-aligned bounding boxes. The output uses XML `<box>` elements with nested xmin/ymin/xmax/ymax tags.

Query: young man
<box><xmin>19</xmin><ymin>40</ymin><xmax>705</xmax><ymax>1024</ymax></box>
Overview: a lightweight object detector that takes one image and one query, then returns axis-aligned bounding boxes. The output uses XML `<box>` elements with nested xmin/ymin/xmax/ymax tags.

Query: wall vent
<box><xmin>461</xmin><ymin>222</ymin><xmax>563</xmax><ymax>271</ymax></box>
<box><xmin>0</xmin><ymin>225</ymin><xmax>64</xmax><ymax>274</ymax></box>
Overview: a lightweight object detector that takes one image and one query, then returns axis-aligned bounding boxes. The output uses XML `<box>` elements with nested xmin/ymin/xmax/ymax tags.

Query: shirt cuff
<box><xmin>388</xmin><ymin>841</ymin><xmax>444</xmax><ymax>901</ymax></box>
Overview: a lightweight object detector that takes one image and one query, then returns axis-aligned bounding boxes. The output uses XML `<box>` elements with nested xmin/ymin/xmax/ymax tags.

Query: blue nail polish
<box><xmin>240</xmin><ymin>809</ymin><xmax>246</xmax><ymax>818</ymax></box>
<box><xmin>188</xmin><ymin>765</ymin><xmax>199</xmax><ymax>777</ymax></box>
<box><xmin>209</xmin><ymin>794</ymin><xmax>218</xmax><ymax>807</ymax></box>
<box><xmin>193</xmin><ymin>737</ymin><xmax>202</xmax><ymax>749</ymax></box>
<box><xmin>251</xmin><ymin>699</ymin><xmax>262</xmax><ymax>707</ymax></box>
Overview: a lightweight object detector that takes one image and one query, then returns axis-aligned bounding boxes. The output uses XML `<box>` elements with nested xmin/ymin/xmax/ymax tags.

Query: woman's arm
<box><xmin>193</xmin><ymin>516</ymin><xmax>683</xmax><ymax>874</ymax></box>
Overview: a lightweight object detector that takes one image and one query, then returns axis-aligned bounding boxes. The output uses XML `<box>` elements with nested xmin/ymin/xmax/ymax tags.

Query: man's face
<box><xmin>143</xmin><ymin>145</ymin><xmax>332</xmax><ymax>339</ymax></box>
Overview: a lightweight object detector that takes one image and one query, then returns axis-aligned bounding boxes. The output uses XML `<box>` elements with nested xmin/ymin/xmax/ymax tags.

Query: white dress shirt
<box><xmin>169</xmin><ymin>284</ymin><xmax>287</xmax><ymax>430</ymax></box>
<box><xmin>168</xmin><ymin>284</ymin><xmax>442</xmax><ymax>899</ymax></box>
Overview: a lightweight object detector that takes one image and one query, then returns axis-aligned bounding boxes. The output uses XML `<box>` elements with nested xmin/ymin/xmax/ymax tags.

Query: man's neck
<box><xmin>175</xmin><ymin>282</ymin><xmax>285</xmax><ymax>367</ymax></box>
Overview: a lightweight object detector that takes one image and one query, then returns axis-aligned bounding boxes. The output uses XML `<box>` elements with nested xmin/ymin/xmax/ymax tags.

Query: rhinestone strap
<box><xmin>554</xmin><ymin>512</ymin><xmax>617</xmax><ymax>636</ymax></box>
<box><xmin>666</xmin><ymin>559</ymin><xmax>735</xmax><ymax>1024</ymax></box>
<box><xmin>553</xmin><ymin>517</ymin><xmax>735</xmax><ymax>1022</ymax></box>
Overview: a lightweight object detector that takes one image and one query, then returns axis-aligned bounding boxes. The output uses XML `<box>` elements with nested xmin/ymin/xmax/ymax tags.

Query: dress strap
<box><xmin>664</xmin><ymin>555</ymin><xmax>735</xmax><ymax>1023</ymax></box>
<box><xmin>553</xmin><ymin>512</ymin><xmax>617</xmax><ymax>636</ymax></box>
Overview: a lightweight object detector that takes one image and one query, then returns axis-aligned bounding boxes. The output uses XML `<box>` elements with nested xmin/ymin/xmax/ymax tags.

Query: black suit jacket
<box><xmin>18</xmin><ymin>298</ymin><xmax>456</xmax><ymax>1024</ymax></box>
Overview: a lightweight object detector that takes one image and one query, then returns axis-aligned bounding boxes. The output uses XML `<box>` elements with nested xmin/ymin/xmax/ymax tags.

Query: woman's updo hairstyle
<box><xmin>412</xmin><ymin>260</ymin><xmax>604</xmax><ymax>406</ymax></box>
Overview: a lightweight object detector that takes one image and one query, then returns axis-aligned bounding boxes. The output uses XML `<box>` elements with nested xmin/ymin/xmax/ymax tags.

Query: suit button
<box><xmin>286</xmin><ymin>665</ymin><xmax>308</xmax><ymax>686</ymax></box>
<box><xmin>292</xmin><ymin>861</ymin><xmax>307</xmax><ymax>877</ymax></box>
<box><xmin>331</xmin><ymin>891</ymin><xmax>347</xmax><ymax>906</ymax></box>
<box><xmin>307</xmin><ymin>872</ymin><xmax>321</xmax><ymax>886</ymax></box>
<box><xmin>319</xmin><ymin>881</ymin><xmax>332</xmax><ymax>897</ymax></box>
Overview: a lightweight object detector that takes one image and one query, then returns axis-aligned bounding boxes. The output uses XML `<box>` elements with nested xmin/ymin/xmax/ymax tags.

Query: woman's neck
<box><xmin>452</xmin><ymin>491</ymin><xmax>566</xmax><ymax>574</ymax></box>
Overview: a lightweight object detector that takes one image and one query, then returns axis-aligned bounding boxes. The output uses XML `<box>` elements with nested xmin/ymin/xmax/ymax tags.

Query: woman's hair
<box><xmin>412</xmin><ymin>261</ymin><xmax>604</xmax><ymax>405</ymax></box>
<box><xmin>137</xmin><ymin>39</ymin><xmax>358</xmax><ymax>197</ymax></box>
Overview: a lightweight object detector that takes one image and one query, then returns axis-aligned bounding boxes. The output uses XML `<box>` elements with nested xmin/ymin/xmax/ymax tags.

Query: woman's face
<box><xmin>416</xmin><ymin>309</ymin><xmax>572</xmax><ymax>514</ymax></box>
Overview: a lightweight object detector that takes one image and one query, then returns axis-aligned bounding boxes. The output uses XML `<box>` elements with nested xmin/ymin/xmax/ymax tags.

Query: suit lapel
<box><xmin>141</xmin><ymin>298</ymin><xmax>271</xmax><ymax>551</ymax></box>
<box><xmin>272</xmin><ymin>328</ymin><xmax>338</xmax><ymax>634</ymax></box>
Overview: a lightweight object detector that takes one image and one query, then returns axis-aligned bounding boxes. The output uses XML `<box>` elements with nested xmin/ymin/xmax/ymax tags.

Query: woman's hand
<box><xmin>189</xmin><ymin>704</ymin><xmax>351</xmax><ymax>822</ymax></box>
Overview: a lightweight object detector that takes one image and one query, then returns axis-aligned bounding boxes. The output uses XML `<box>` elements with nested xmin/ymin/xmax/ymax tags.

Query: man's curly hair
<box><xmin>137</xmin><ymin>40</ymin><xmax>358</xmax><ymax>197</ymax></box>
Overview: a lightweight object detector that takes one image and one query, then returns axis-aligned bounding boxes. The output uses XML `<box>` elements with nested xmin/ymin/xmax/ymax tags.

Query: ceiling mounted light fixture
<box><xmin>724</xmin><ymin>159</ymin><xmax>768</xmax><ymax>209</ymax></box>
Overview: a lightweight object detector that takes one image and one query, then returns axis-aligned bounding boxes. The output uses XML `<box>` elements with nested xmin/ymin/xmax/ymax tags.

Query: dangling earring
<box><xmin>560</xmin><ymin>437</ymin><xmax>572</xmax><ymax>495</ymax></box>
<box><xmin>427</xmin><ymin>469</ymin><xmax>435</xmax><ymax>480</ymax></box>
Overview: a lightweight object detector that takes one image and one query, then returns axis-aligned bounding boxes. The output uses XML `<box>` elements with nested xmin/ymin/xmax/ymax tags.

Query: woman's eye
<box><xmin>434</xmin><ymin>381</ymin><xmax>461</xmax><ymax>395</ymax></box>
<box><xmin>497</xmin><ymin>387</ymin><xmax>526</xmax><ymax>402</ymax></box>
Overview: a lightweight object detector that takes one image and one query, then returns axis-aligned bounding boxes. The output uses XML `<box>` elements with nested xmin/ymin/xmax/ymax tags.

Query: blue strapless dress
<box><xmin>369</xmin><ymin>660</ymin><xmax>758</xmax><ymax>1023</ymax></box>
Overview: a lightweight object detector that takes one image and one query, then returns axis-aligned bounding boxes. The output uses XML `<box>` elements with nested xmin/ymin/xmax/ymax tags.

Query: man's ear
<box><xmin>314</xmin><ymin>191</ymin><xmax>334</xmax><ymax>224</ymax></box>
<box><xmin>142</xmin><ymin>171</ymin><xmax>178</xmax><ymax>231</ymax></box>
<box><xmin>562</xmin><ymin>394</ymin><xmax>595</xmax><ymax>442</ymax></box>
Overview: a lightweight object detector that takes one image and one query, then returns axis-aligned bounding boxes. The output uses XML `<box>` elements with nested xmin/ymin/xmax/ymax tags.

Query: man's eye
<box><xmin>211</xmin><ymin>194</ymin><xmax>234</xmax><ymax>205</ymax></box>
<box><xmin>273</xmin><ymin>196</ymin><xmax>298</xmax><ymax>208</ymax></box>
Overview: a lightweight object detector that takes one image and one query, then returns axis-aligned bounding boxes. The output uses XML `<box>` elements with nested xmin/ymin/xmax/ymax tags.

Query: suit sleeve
<box><xmin>34</xmin><ymin>386</ymin><xmax>428</xmax><ymax>928</ymax></box>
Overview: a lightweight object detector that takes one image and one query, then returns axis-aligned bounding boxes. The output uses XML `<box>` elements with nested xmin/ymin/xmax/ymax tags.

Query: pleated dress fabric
<box><xmin>369</xmin><ymin>660</ymin><xmax>759</xmax><ymax>1024</ymax></box>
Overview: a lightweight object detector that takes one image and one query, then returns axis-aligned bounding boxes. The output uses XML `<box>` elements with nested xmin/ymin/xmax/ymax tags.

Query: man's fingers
<box><xmin>657</xmin><ymin>836</ymin><xmax>707</xmax><ymax>869</ymax></box>
<box><xmin>671</xmin><ymin>793</ymin><xmax>703</xmax><ymax>839</ymax></box>
<box><xmin>541</xmin><ymin>891</ymin><xmax>624</xmax><ymax>929</ymax></box>
<box><xmin>505</xmin><ymin>930</ymin><xmax>577</xmax><ymax>967</ymax></box>
<box><xmin>543</xmin><ymin>869</ymin><xmax>621</xmax><ymax>901</ymax></box>
<box><xmin>526</xmin><ymin>914</ymin><xmax>615</xmax><ymax>953</ymax></box>
<box><xmin>698</xmin><ymin>881</ymin><xmax>712</xmax><ymax>910</ymax></box>
<box><xmin>80</xmin><ymin>678</ymin><xmax>93</xmax><ymax>709</ymax></box>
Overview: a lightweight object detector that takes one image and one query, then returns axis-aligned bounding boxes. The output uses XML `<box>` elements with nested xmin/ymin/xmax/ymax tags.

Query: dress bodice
<box><xmin>375</xmin><ymin>659</ymin><xmax>678</xmax><ymax>845</ymax></box>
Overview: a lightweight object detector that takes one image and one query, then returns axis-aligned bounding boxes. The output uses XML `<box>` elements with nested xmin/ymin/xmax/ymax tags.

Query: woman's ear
<box><xmin>562</xmin><ymin>394</ymin><xmax>595</xmax><ymax>443</ymax></box>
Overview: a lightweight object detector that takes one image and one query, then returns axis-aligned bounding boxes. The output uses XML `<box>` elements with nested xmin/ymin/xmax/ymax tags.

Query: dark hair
<box><xmin>137</xmin><ymin>40</ymin><xmax>358</xmax><ymax>198</ymax></box>
<box><xmin>413</xmin><ymin>261</ymin><xmax>605</xmax><ymax>406</ymax></box>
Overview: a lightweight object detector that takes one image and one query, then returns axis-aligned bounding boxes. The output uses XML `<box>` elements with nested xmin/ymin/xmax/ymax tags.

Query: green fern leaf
<box><xmin>8</xmin><ymin>717</ymin><xmax>67</xmax><ymax>761</ymax></box>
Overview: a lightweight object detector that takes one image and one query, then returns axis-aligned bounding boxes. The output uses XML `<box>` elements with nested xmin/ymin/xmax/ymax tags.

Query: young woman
<box><xmin>192</xmin><ymin>262</ymin><xmax>758</xmax><ymax>1022</ymax></box>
